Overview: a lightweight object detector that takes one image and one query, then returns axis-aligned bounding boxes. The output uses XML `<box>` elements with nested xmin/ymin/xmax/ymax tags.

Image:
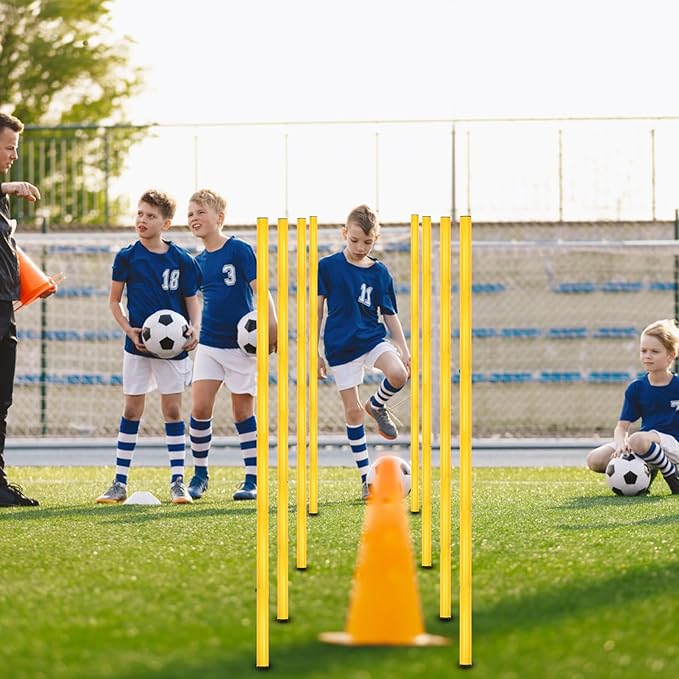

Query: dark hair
<box><xmin>0</xmin><ymin>112</ymin><xmax>24</xmax><ymax>134</ymax></box>
<box><xmin>346</xmin><ymin>204</ymin><xmax>379</xmax><ymax>236</ymax></box>
<box><xmin>139</xmin><ymin>189</ymin><xmax>176</xmax><ymax>220</ymax></box>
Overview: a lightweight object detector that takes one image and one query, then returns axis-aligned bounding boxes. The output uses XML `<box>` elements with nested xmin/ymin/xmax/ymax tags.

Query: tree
<box><xmin>0</xmin><ymin>0</ymin><xmax>146</xmax><ymax>226</ymax></box>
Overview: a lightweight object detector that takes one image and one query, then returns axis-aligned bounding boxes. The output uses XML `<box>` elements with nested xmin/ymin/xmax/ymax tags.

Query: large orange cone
<box><xmin>319</xmin><ymin>456</ymin><xmax>448</xmax><ymax>646</ymax></box>
<box><xmin>13</xmin><ymin>246</ymin><xmax>63</xmax><ymax>311</ymax></box>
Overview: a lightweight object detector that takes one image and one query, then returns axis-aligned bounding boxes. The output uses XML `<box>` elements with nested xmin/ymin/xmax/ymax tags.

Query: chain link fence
<box><xmin>10</xmin><ymin>220</ymin><xmax>679</xmax><ymax>440</ymax></box>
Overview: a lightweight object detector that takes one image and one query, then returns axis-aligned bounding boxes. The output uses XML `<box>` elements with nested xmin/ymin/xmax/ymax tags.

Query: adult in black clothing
<box><xmin>0</xmin><ymin>112</ymin><xmax>50</xmax><ymax>507</ymax></box>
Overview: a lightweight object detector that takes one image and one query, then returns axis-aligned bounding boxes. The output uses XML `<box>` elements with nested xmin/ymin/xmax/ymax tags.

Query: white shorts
<box><xmin>192</xmin><ymin>344</ymin><xmax>257</xmax><ymax>395</ymax></box>
<box><xmin>122</xmin><ymin>352</ymin><xmax>192</xmax><ymax>396</ymax></box>
<box><xmin>329</xmin><ymin>341</ymin><xmax>397</xmax><ymax>391</ymax></box>
<box><xmin>605</xmin><ymin>431</ymin><xmax>679</xmax><ymax>465</ymax></box>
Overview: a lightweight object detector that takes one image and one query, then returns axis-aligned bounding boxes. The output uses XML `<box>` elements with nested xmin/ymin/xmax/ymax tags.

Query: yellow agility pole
<box><xmin>255</xmin><ymin>217</ymin><xmax>270</xmax><ymax>668</ymax></box>
<box><xmin>459</xmin><ymin>214</ymin><xmax>473</xmax><ymax>667</ymax></box>
<box><xmin>296</xmin><ymin>218</ymin><xmax>308</xmax><ymax>570</ymax></box>
<box><xmin>309</xmin><ymin>215</ymin><xmax>319</xmax><ymax>515</ymax></box>
<box><xmin>421</xmin><ymin>215</ymin><xmax>432</xmax><ymax>568</ymax></box>
<box><xmin>277</xmin><ymin>217</ymin><xmax>289</xmax><ymax>622</ymax></box>
<box><xmin>439</xmin><ymin>216</ymin><xmax>452</xmax><ymax>620</ymax></box>
<box><xmin>409</xmin><ymin>214</ymin><xmax>420</xmax><ymax>515</ymax></box>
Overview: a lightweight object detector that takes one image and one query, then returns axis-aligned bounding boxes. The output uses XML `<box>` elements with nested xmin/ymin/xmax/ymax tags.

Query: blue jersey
<box><xmin>318</xmin><ymin>251</ymin><xmax>398</xmax><ymax>366</ymax></box>
<box><xmin>112</xmin><ymin>240</ymin><xmax>201</xmax><ymax>359</ymax></box>
<box><xmin>196</xmin><ymin>236</ymin><xmax>256</xmax><ymax>349</ymax></box>
<box><xmin>619</xmin><ymin>373</ymin><xmax>679</xmax><ymax>439</ymax></box>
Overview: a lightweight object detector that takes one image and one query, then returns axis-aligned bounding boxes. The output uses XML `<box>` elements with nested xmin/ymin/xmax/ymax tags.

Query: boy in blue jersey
<box><xmin>587</xmin><ymin>319</ymin><xmax>679</xmax><ymax>494</ymax></box>
<box><xmin>96</xmin><ymin>190</ymin><xmax>201</xmax><ymax>505</ymax></box>
<box><xmin>186</xmin><ymin>189</ymin><xmax>277</xmax><ymax>501</ymax></box>
<box><xmin>317</xmin><ymin>204</ymin><xmax>410</xmax><ymax>500</ymax></box>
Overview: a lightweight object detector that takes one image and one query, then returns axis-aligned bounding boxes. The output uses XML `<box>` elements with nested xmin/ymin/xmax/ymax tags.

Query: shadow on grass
<box><xmin>560</xmin><ymin>494</ymin><xmax>667</xmax><ymax>510</ymax></box>
<box><xmin>114</xmin><ymin>629</ymin><xmax>456</xmax><ymax>679</ymax></box>
<box><xmin>0</xmin><ymin>504</ymin><xmax>259</xmax><ymax>523</ymax></box>
<box><xmin>472</xmin><ymin>561</ymin><xmax>678</xmax><ymax>637</ymax></box>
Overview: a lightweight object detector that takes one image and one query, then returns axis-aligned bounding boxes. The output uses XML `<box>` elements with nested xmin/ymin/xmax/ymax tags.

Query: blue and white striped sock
<box><xmin>115</xmin><ymin>417</ymin><xmax>140</xmax><ymax>485</ymax></box>
<box><xmin>370</xmin><ymin>377</ymin><xmax>402</xmax><ymax>409</ymax></box>
<box><xmin>235</xmin><ymin>415</ymin><xmax>257</xmax><ymax>485</ymax></box>
<box><xmin>639</xmin><ymin>442</ymin><xmax>678</xmax><ymax>477</ymax></box>
<box><xmin>346</xmin><ymin>422</ymin><xmax>369</xmax><ymax>482</ymax></box>
<box><xmin>190</xmin><ymin>416</ymin><xmax>211</xmax><ymax>479</ymax></box>
<box><xmin>165</xmin><ymin>421</ymin><xmax>186</xmax><ymax>483</ymax></box>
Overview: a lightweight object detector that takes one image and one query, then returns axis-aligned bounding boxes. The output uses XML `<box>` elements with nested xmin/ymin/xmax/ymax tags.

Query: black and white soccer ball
<box><xmin>366</xmin><ymin>455</ymin><xmax>412</xmax><ymax>499</ymax></box>
<box><xmin>237</xmin><ymin>310</ymin><xmax>258</xmax><ymax>355</ymax></box>
<box><xmin>605</xmin><ymin>453</ymin><xmax>651</xmax><ymax>496</ymax></box>
<box><xmin>141</xmin><ymin>309</ymin><xmax>189</xmax><ymax>359</ymax></box>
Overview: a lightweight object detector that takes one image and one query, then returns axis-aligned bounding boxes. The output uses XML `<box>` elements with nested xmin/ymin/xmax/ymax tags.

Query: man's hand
<box><xmin>2</xmin><ymin>181</ymin><xmax>40</xmax><ymax>202</ymax></box>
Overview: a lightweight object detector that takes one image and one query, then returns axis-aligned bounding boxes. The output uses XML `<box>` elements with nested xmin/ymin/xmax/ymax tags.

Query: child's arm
<box><xmin>250</xmin><ymin>281</ymin><xmax>278</xmax><ymax>353</ymax></box>
<box><xmin>183</xmin><ymin>294</ymin><xmax>201</xmax><ymax>351</ymax></box>
<box><xmin>383</xmin><ymin>313</ymin><xmax>411</xmax><ymax>375</ymax></box>
<box><xmin>317</xmin><ymin>295</ymin><xmax>327</xmax><ymax>379</ymax></box>
<box><xmin>109</xmin><ymin>280</ymin><xmax>145</xmax><ymax>352</ymax></box>
<box><xmin>612</xmin><ymin>420</ymin><xmax>631</xmax><ymax>455</ymax></box>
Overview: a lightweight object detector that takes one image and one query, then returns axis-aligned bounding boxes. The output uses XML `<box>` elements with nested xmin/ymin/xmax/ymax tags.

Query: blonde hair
<box><xmin>641</xmin><ymin>319</ymin><xmax>679</xmax><ymax>357</ymax></box>
<box><xmin>189</xmin><ymin>188</ymin><xmax>227</xmax><ymax>214</ymax></box>
<box><xmin>346</xmin><ymin>204</ymin><xmax>379</xmax><ymax>236</ymax></box>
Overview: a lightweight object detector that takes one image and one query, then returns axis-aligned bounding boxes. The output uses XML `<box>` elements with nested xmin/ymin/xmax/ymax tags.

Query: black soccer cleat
<box><xmin>0</xmin><ymin>483</ymin><xmax>40</xmax><ymax>507</ymax></box>
<box><xmin>663</xmin><ymin>471</ymin><xmax>679</xmax><ymax>495</ymax></box>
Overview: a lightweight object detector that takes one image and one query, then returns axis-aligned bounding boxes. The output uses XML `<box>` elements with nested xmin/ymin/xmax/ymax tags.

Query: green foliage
<box><xmin>1</xmin><ymin>466</ymin><xmax>677</xmax><ymax>678</ymax></box>
<box><xmin>0</xmin><ymin>0</ymin><xmax>146</xmax><ymax>225</ymax></box>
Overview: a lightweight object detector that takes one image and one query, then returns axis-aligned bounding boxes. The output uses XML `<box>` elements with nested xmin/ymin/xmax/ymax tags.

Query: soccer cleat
<box><xmin>663</xmin><ymin>470</ymin><xmax>679</xmax><ymax>495</ymax></box>
<box><xmin>233</xmin><ymin>480</ymin><xmax>257</xmax><ymax>501</ymax></box>
<box><xmin>187</xmin><ymin>474</ymin><xmax>209</xmax><ymax>500</ymax></box>
<box><xmin>364</xmin><ymin>400</ymin><xmax>398</xmax><ymax>440</ymax></box>
<box><xmin>0</xmin><ymin>483</ymin><xmax>39</xmax><ymax>507</ymax></box>
<box><xmin>170</xmin><ymin>477</ymin><xmax>193</xmax><ymax>504</ymax></box>
<box><xmin>95</xmin><ymin>480</ymin><xmax>127</xmax><ymax>504</ymax></box>
<box><xmin>361</xmin><ymin>481</ymin><xmax>371</xmax><ymax>501</ymax></box>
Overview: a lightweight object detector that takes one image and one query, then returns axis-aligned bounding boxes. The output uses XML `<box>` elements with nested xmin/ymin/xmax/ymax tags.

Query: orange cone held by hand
<box><xmin>319</xmin><ymin>456</ymin><xmax>448</xmax><ymax>646</ymax></box>
<box><xmin>13</xmin><ymin>246</ymin><xmax>63</xmax><ymax>311</ymax></box>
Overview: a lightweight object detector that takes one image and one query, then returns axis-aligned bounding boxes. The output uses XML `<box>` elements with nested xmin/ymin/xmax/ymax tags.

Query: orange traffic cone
<box><xmin>319</xmin><ymin>456</ymin><xmax>448</xmax><ymax>646</ymax></box>
<box><xmin>13</xmin><ymin>246</ymin><xmax>63</xmax><ymax>311</ymax></box>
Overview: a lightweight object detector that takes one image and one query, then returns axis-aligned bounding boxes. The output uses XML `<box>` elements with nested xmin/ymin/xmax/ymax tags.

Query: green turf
<box><xmin>1</xmin><ymin>466</ymin><xmax>678</xmax><ymax>679</ymax></box>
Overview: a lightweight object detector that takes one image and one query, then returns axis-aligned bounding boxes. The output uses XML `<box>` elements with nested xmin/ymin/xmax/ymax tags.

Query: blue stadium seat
<box><xmin>554</xmin><ymin>282</ymin><xmax>596</xmax><ymax>293</ymax></box>
<box><xmin>539</xmin><ymin>371</ymin><xmax>582</xmax><ymax>383</ymax></box>
<box><xmin>547</xmin><ymin>327</ymin><xmax>587</xmax><ymax>339</ymax></box>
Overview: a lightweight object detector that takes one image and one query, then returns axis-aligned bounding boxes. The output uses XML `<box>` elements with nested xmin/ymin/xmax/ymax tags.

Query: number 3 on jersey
<box><xmin>358</xmin><ymin>283</ymin><xmax>373</xmax><ymax>307</ymax></box>
<box><xmin>161</xmin><ymin>268</ymin><xmax>180</xmax><ymax>290</ymax></box>
<box><xmin>222</xmin><ymin>263</ymin><xmax>236</xmax><ymax>286</ymax></box>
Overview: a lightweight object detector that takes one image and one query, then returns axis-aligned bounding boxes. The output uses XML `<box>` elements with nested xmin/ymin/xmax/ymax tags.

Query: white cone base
<box><xmin>124</xmin><ymin>491</ymin><xmax>161</xmax><ymax>505</ymax></box>
<box><xmin>318</xmin><ymin>631</ymin><xmax>449</xmax><ymax>647</ymax></box>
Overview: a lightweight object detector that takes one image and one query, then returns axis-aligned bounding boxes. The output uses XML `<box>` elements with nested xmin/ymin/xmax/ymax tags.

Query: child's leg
<box><xmin>115</xmin><ymin>395</ymin><xmax>145</xmax><ymax>485</ymax></box>
<box><xmin>364</xmin><ymin>351</ymin><xmax>408</xmax><ymax>440</ymax></box>
<box><xmin>339</xmin><ymin>387</ymin><xmax>370</xmax><ymax>483</ymax></box>
<box><xmin>96</xmin><ymin>395</ymin><xmax>144</xmax><ymax>503</ymax></box>
<box><xmin>188</xmin><ymin>379</ymin><xmax>221</xmax><ymax>498</ymax></box>
<box><xmin>586</xmin><ymin>443</ymin><xmax>615</xmax><ymax>473</ymax></box>
<box><xmin>369</xmin><ymin>350</ymin><xmax>408</xmax><ymax>409</ymax></box>
<box><xmin>160</xmin><ymin>393</ymin><xmax>185</xmax><ymax>483</ymax></box>
<box><xmin>232</xmin><ymin>393</ymin><xmax>257</xmax><ymax>500</ymax></box>
<box><xmin>629</xmin><ymin>432</ymin><xmax>679</xmax><ymax>493</ymax></box>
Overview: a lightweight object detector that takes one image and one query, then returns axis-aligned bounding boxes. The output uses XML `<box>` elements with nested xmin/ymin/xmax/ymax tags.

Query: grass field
<box><xmin>1</xmin><ymin>465</ymin><xmax>678</xmax><ymax>679</ymax></box>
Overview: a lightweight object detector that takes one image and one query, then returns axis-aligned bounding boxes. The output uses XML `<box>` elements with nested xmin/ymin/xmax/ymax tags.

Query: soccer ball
<box><xmin>141</xmin><ymin>309</ymin><xmax>189</xmax><ymax>359</ymax></box>
<box><xmin>366</xmin><ymin>455</ymin><xmax>412</xmax><ymax>499</ymax></box>
<box><xmin>605</xmin><ymin>453</ymin><xmax>651</xmax><ymax>496</ymax></box>
<box><xmin>237</xmin><ymin>310</ymin><xmax>258</xmax><ymax>355</ymax></box>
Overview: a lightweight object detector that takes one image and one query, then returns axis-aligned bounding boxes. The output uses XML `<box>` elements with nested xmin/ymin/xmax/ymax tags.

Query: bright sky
<box><xmin>108</xmin><ymin>0</ymin><xmax>679</xmax><ymax>223</ymax></box>
<box><xmin>110</xmin><ymin>0</ymin><xmax>679</xmax><ymax>122</ymax></box>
